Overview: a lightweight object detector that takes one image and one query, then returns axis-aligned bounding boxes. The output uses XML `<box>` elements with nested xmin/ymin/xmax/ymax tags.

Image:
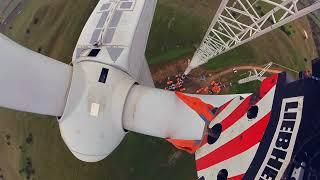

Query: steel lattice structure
<box><xmin>238</xmin><ymin>62</ymin><xmax>273</xmax><ymax>84</ymax></box>
<box><xmin>185</xmin><ymin>0</ymin><xmax>320</xmax><ymax>74</ymax></box>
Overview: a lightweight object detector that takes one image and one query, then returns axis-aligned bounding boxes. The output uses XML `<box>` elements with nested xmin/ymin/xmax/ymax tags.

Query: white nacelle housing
<box><xmin>59</xmin><ymin>61</ymin><xmax>135</xmax><ymax>162</ymax></box>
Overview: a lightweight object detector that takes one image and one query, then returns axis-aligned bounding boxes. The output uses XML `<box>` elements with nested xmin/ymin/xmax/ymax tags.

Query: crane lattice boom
<box><xmin>185</xmin><ymin>0</ymin><xmax>320</xmax><ymax>74</ymax></box>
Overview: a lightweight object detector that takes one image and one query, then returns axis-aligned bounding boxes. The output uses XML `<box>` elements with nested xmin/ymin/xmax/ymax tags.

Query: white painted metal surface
<box><xmin>58</xmin><ymin>0</ymin><xmax>160</xmax><ymax>162</ymax></box>
<box><xmin>0</xmin><ymin>33</ymin><xmax>72</xmax><ymax>116</ymax></box>
<box><xmin>123</xmin><ymin>85</ymin><xmax>205</xmax><ymax>140</ymax></box>
<box><xmin>137</xmin><ymin>56</ymin><xmax>155</xmax><ymax>87</ymax></box>
<box><xmin>200</xmin><ymin>88</ymin><xmax>274</xmax><ymax>159</ymax></box>
<box><xmin>198</xmin><ymin>144</ymin><xmax>260</xmax><ymax>178</ymax></box>
<box><xmin>59</xmin><ymin>62</ymin><xmax>135</xmax><ymax>162</ymax></box>
<box><xmin>255</xmin><ymin>96</ymin><xmax>304</xmax><ymax>179</ymax></box>
<box><xmin>185</xmin><ymin>0</ymin><xmax>320</xmax><ymax>74</ymax></box>
<box><xmin>123</xmin><ymin>86</ymin><xmax>244</xmax><ymax>140</ymax></box>
<box><xmin>196</xmin><ymin>85</ymin><xmax>276</xmax><ymax>180</ymax></box>
<box><xmin>73</xmin><ymin>0</ymin><xmax>157</xmax><ymax>81</ymax></box>
<box><xmin>291</xmin><ymin>162</ymin><xmax>306</xmax><ymax>180</ymax></box>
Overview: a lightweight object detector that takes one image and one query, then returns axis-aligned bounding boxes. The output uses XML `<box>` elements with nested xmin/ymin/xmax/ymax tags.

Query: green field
<box><xmin>146</xmin><ymin>1</ymin><xmax>316</xmax><ymax>74</ymax></box>
<box><xmin>0</xmin><ymin>108</ymin><xmax>196</xmax><ymax>180</ymax></box>
<box><xmin>203</xmin><ymin>25</ymin><xmax>314</xmax><ymax>73</ymax></box>
<box><xmin>146</xmin><ymin>2</ymin><xmax>208</xmax><ymax>64</ymax></box>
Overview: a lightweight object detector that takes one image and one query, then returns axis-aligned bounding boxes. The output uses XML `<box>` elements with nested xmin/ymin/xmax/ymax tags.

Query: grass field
<box><xmin>146</xmin><ymin>0</ymin><xmax>317</xmax><ymax>75</ymax></box>
<box><xmin>148</xmin><ymin>47</ymin><xmax>193</xmax><ymax>65</ymax></box>
<box><xmin>146</xmin><ymin>2</ymin><xmax>210</xmax><ymax>65</ymax></box>
<box><xmin>147</xmin><ymin>1</ymin><xmax>317</xmax><ymax>94</ymax></box>
<box><xmin>3</xmin><ymin>0</ymin><xmax>98</xmax><ymax>64</ymax></box>
<box><xmin>204</xmin><ymin>20</ymin><xmax>316</xmax><ymax>73</ymax></box>
<box><xmin>145</xmin><ymin>1</ymin><xmax>225</xmax><ymax>65</ymax></box>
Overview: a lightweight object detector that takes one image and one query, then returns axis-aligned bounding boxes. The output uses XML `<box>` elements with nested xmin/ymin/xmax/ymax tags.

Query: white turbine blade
<box><xmin>123</xmin><ymin>85</ymin><xmax>244</xmax><ymax>140</ymax></box>
<box><xmin>0</xmin><ymin>33</ymin><xmax>72</xmax><ymax>116</ymax></box>
<box><xmin>136</xmin><ymin>57</ymin><xmax>155</xmax><ymax>87</ymax></box>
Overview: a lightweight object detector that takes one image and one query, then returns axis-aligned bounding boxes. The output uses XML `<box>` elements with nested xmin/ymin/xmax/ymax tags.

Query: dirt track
<box><xmin>151</xmin><ymin>56</ymin><xmax>283</xmax><ymax>94</ymax></box>
<box><xmin>151</xmin><ymin>56</ymin><xmax>282</xmax><ymax>82</ymax></box>
<box><xmin>207</xmin><ymin>65</ymin><xmax>282</xmax><ymax>80</ymax></box>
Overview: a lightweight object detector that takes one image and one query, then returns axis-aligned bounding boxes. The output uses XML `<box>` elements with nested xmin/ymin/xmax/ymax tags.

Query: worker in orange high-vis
<box><xmin>212</xmin><ymin>85</ymin><xmax>221</xmax><ymax>94</ymax></box>
<box><xmin>167</xmin><ymin>80</ymin><xmax>173</xmax><ymax>85</ymax></box>
<box><xmin>196</xmin><ymin>87</ymin><xmax>204</xmax><ymax>94</ymax></box>
<box><xmin>203</xmin><ymin>87</ymin><xmax>209</xmax><ymax>94</ymax></box>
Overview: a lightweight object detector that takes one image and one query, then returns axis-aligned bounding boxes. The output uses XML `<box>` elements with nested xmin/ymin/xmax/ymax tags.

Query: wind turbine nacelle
<box><xmin>58</xmin><ymin>61</ymin><xmax>135</xmax><ymax>162</ymax></box>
